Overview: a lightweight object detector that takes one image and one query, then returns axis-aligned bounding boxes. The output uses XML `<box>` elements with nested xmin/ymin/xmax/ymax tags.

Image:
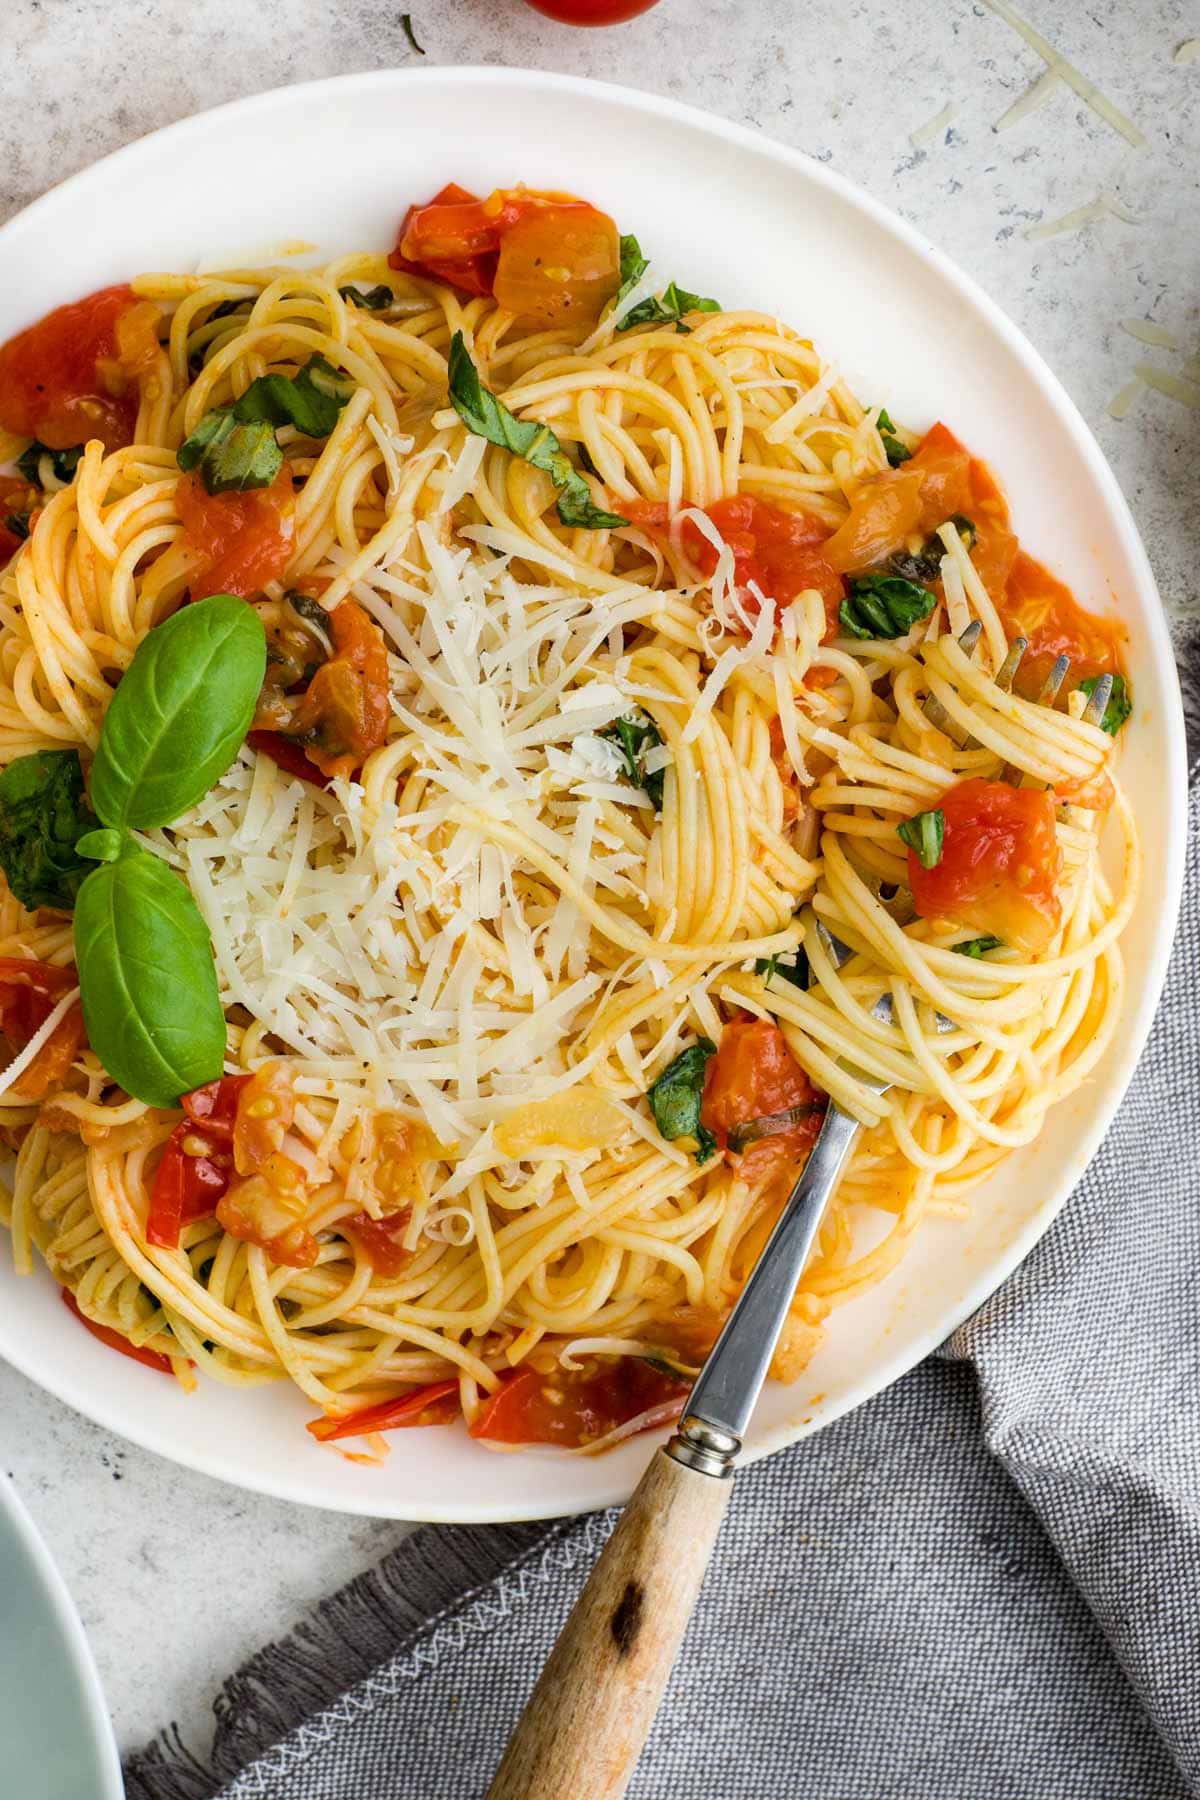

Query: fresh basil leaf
<box><xmin>16</xmin><ymin>441</ymin><xmax>84</xmax><ymax>487</ymax></box>
<box><xmin>338</xmin><ymin>284</ymin><xmax>396</xmax><ymax>312</ymax></box>
<box><xmin>89</xmin><ymin>595</ymin><xmax>266</xmax><ymax>830</ymax></box>
<box><xmin>953</xmin><ymin>935</ymin><xmax>1003</xmax><ymax>958</ymax></box>
<box><xmin>1078</xmin><ymin>672</ymin><xmax>1131</xmax><ymax>735</ymax></box>
<box><xmin>875</xmin><ymin>407</ymin><xmax>911</xmax><ymax>467</ymax></box>
<box><xmin>946</xmin><ymin>513</ymin><xmax>976</xmax><ymax>549</ymax></box>
<box><xmin>76</xmin><ymin>827</ymin><xmax>125</xmax><ymax>864</ymax></box>
<box><xmin>0</xmin><ymin>750</ymin><xmax>96</xmax><ymax>911</ymax></box>
<box><xmin>616</xmin><ymin>233</ymin><xmax>649</xmax><ymax>305</ymax></box>
<box><xmin>839</xmin><ymin>574</ymin><xmax>935</xmax><ymax>640</ymax></box>
<box><xmin>602</xmin><ymin>711</ymin><xmax>666</xmax><ymax>810</ymax></box>
<box><xmin>74</xmin><ymin>841</ymin><xmax>226</xmax><ymax>1108</ymax></box>
<box><xmin>232</xmin><ymin>354</ymin><xmax>356</xmax><ymax>437</ymax></box>
<box><xmin>898</xmin><ymin>808</ymin><xmax>945</xmax><ymax>870</ymax></box>
<box><xmin>178</xmin><ymin>354</ymin><xmax>354</xmax><ymax>494</ymax></box>
<box><xmin>447</xmin><ymin>333</ymin><xmax>627</xmax><ymax>532</ymax></box>
<box><xmin>619</xmin><ymin>281</ymin><xmax>721</xmax><ymax>334</ymax></box>
<box><xmin>756</xmin><ymin>945</ymin><xmax>810</xmax><ymax>989</ymax></box>
<box><xmin>646</xmin><ymin>1040</ymin><xmax>717</xmax><ymax>1162</ymax></box>
<box><xmin>400</xmin><ymin>11</ymin><xmax>425</xmax><ymax>52</ymax></box>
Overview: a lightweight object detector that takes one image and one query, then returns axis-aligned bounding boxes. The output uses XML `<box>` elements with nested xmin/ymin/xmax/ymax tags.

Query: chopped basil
<box><xmin>447</xmin><ymin>333</ymin><xmax>627</xmax><ymax>532</ymax></box>
<box><xmin>890</xmin><ymin>515</ymin><xmax>976</xmax><ymax>584</ymax></box>
<box><xmin>3</xmin><ymin>512</ymin><xmax>30</xmax><ymax>541</ymax></box>
<box><xmin>178</xmin><ymin>353</ymin><xmax>355</xmax><ymax>495</ymax></box>
<box><xmin>876</xmin><ymin>407</ymin><xmax>911</xmax><ymax>467</ymax></box>
<box><xmin>0</xmin><ymin>749</ymin><xmax>97</xmax><ymax>911</ymax></box>
<box><xmin>338</xmin><ymin>283</ymin><xmax>397</xmax><ymax>312</ymax></box>
<box><xmin>947</xmin><ymin>513</ymin><xmax>976</xmax><ymax>549</ymax></box>
<box><xmin>619</xmin><ymin>280</ymin><xmax>721</xmax><ymax>336</ymax></box>
<box><xmin>646</xmin><ymin>1040</ymin><xmax>717</xmax><ymax>1162</ymax></box>
<box><xmin>400</xmin><ymin>11</ymin><xmax>425</xmax><ymax>53</ymax></box>
<box><xmin>756</xmin><ymin>945</ymin><xmax>810</xmax><ymax>990</ymax></box>
<box><xmin>602</xmin><ymin>711</ymin><xmax>666</xmax><ymax>809</ymax></box>
<box><xmin>729</xmin><ymin>1101</ymin><xmax>822</xmax><ymax>1155</ymax></box>
<box><xmin>953</xmin><ymin>936</ymin><xmax>1003</xmax><ymax>958</ymax></box>
<box><xmin>16</xmin><ymin>441</ymin><xmax>84</xmax><ymax>487</ymax></box>
<box><xmin>576</xmin><ymin>441</ymin><xmax>601</xmax><ymax>478</ymax></box>
<box><xmin>1078</xmin><ymin>672</ymin><xmax>1131</xmax><ymax>735</ymax></box>
<box><xmin>287</xmin><ymin>589</ymin><xmax>333</xmax><ymax>636</ymax></box>
<box><xmin>839</xmin><ymin>574</ymin><xmax>935</xmax><ymax>640</ymax></box>
<box><xmin>898</xmin><ymin>808</ymin><xmax>945</xmax><ymax>870</ymax></box>
<box><xmin>615</xmin><ymin>233</ymin><xmax>649</xmax><ymax>306</ymax></box>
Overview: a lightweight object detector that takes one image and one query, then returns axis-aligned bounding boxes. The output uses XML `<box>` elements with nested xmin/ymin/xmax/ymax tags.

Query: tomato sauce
<box><xmin>701</xmin><ymin>1017</ymin><xmax>825</xmax><ymax>1188</ymax></box>
<box><xmin>907</xmin><ymin>777</ymin><xmax>1061</xmax><ymax>954</ymax></box>
<box><xmin>0</xmin><ymin>285</ymin><xmax>158</xmax><ymax>452</ymax></box>
<box><xmin>176</xmin><ymin>462</ymin><xmax>295</xmax><ymax>599</ymax></box>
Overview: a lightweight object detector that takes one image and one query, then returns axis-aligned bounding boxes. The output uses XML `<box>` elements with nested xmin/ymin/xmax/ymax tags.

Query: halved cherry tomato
<box><xmin>700</xmin><ymin>1017</ymin><xmax>825</xmax><ymax>1188</ymax></box>
<box><xmin>341</xmin><ymin>1208</ymin><xmax>415</xmax><ymax>1278</ymax></box>
<box><xmin>246</xmin><ymin>730</ymin><xmax>332</xmax><ymax>788</ymax></box>
<box><xmin>146</xmin><ymin>1074</ymin><xmax>251</xmax><ymax>1248</ymax></box>
<box><xmin>232</xmin><ymin>1062</ymin><xmax>295</xmax><ymax>1175</ymax></box>
<box><xmin>678</xmin><ymin>495</ymin><xmax>844</xmax><ymax>636</ymax></box>
<box><xmin>0</xmin><ymin>957</ymin><xmax>86</xmax><ymax>1102</ymax></box>
<box><xmin>390</xmin><ymin>182</ymin><xmax>503</xmax><ymax>296</ymax></box>
<box><xmin>907</xmin><ymin>777</ymin><xmax>1061</xmax><ymax>954</ymax></box>
<box><xmin>469</xmin><ymin>1357</ymin><xmax>690</xmax><ymax>1448</ymax></box>
<box><xmin>0</xmin><ymin>476</ymin><xmax>39</xmax><ymax>564</ymax></box>
<box><xmin>285</xmin><ymin>599</ymin><xmax>391</xmax><ymax>779</ymax></box>
<box><xmin>0</xmin><ymin>285</ymin><xmax>158</xmax><ymax>451</ymax></box>
<box><xmin>177</xmin><ymin>462</ymin><xmax>295</xmax><ymax>600</ymax></box>
<box><xmin>61</xmin><ymin>1287</ymin><xmax>174</xmax><ymax>1373</ymax></box>
<box><xmin>307</xmin><ymin>1378</ymin><xmax>461</xmax><ymax>1442</ymax></box>
<box><xmin>822</xmin><ymin>465</ymin><xmax>928</xmax><ymax>575</ymax></box>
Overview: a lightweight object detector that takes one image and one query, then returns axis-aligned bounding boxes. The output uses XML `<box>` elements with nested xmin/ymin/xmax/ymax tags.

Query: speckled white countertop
<box><xmin>2</xmin><ymin>0</ymin><xmax>1198</xmax><ymax>1769</ymax></box>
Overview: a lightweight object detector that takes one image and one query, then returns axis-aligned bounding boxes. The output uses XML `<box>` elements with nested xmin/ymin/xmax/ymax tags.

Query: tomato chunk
<box><xmin>0</xmin><ymin>476</ymin><xmax>39</xmax><ymax>564</ymax></box>
<box><xmin>177</xmin><ymin>462</ymin><xmax>295</xmax><ymax>599</ymax></box>
<box><xmin>270</xmin><ymin>599</ymin><xmax>390</xmax><ymax>779</ymax></box>
<box><xmin>307</xmin><ymin>1378</ymin><xmax>461</xmax><ymax>1442</ymax></box>
<box><xmin>146</xmin><ymin>1073</ymin><xmax>251</xmax><ymax>1248</ymax></box>
<box><xmin>246</xmin><ymin>731</ymin><xmax>331</xmax><ymax>788</ymax></box>
<box><xmin>700</xmin><ymin>1017</ymin><xmax>824</xmax><ymax>1187</ymax></box>
<box><xmin>0</xmin><ymin>957</ymin><xmax>86</xmax><ymax>1101</ymax></box>
<box><xmin>470</xmin><ymin>1357</ymin><xmax>690</xmax><ymax>1448</ymax></box>
<box><xmin>681</xmin><ymin>495</ymin><xmax>844</xmax><ymax>636</ymax></box>
<box><xmin>822</xmin><ymin>465</ymin><xmax>927</xmax><ymax>575</ymax></box>
<box><xmin>0</xmin><ymin>285</ymin><xmax>157</xmax><ymax>451</ymax></box>
<box><xmin>61</xmin><ymin>1287</ymin><xmax>174</xmax><ymax>1373</ymax></box>
<box><xmin>390</xmin><ymin>182</ymin><xmax>503</xmax><ymax>296</ymax></box>
<box><xmin>341</xmin><ymin>1208</ymin><xmax>414</xmax><ymax>1278</ymax></box>
<box><xmin>907</xmin><ymin>778</ymin><xmax>1061</xmax><ymax>954</ymax></box>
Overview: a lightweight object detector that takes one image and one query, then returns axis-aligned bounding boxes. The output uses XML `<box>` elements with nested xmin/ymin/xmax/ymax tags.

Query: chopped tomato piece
<box><xmin>624</xmin><ymin>498</ymin><xmax>671</xmax><ymax>532</ymax></box>
<box><xmin>232</xmin><ymin>1062</ymin><xmax>295</xmax><ymax>1175</ymax></box>
<box><xmin>681</xmin><ymin>495</ymin><xmax>844</xmax><ymax>636</ymax></box>
<box><xmin>284</xmin><ymin>599</ymin><xmax>391</xmax><ymax>779</ymax></box>
<box><xmin>469</xmin><ymin>1357</ymin><xmax>690</xmax><ymax>1448</ymax></box>
<box><xmin>217</xmin><ymin>1152</ymin><xmax>318</xmax><ymax>1269</ymax></box>
<box><xmin>700</xmin><ymin>1017</ymin><xmax>825</xmax><ymax>1188</ymax></box>
<box><xmin>0</xmin><ymin>957</ymin><xmax>86</xmax><ymax>1102</ymax></box>
<box><xmin>246</xmin><ymin>730</ymin><xmax>332</xmax><ymax>787</ymax></box>
<box><xmin>61</xmin><ymin>1287</ymin><xmax>174</xmax><ymax>1373</ymax></box>
<box><xmin>307</xmin><ymin>1378</ymin><xmax>461</xmax><ymax>1441</ymax></box>
<box><xmin>0</xmin><ymin>476</ymin><xmax>39</xmax><ymax>564</ymax></box>
<box><xmin>0</xmin><ymin>285</ymin><xmax>158</xmax><ymax>451</ymax></box>
<box><xmin>908</xmin><ymin>421</ymin><xmax>973</xmax><ymax>529</ymax></box>
<box><xmin>146</xmin><ymin>1073</ymin><xmax>251</xmax><ymax>1248</ymax></box>
<box><xmin>822</xmin><ymin>465</ymin><xmax>927</xmax><ymax>574</ymax></box>
<box><xmin>391</xmin><ymin>183</ymin><xmax>620</xmax><ymax>325</ymax></box>
<box><xmin>341</xmin><ymin>1207</ymin><xmax>415</xmax><ymax>1278</ymax></box>
<box><xmin>907</xmin><ymin>778</ymin><xmax>1061</xmax><ymax>954</ymax></box>
<box><xmin>177</xmin><ymin>461</ymin><xmax>295</xmax><ymax>599</ymax></box>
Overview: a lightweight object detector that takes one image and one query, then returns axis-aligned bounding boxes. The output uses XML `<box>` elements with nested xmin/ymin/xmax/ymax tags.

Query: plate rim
<box><xmin>0</xmin><ymin>63</ymin><xmax>1187</xmax><ymax>1521</ymax></box>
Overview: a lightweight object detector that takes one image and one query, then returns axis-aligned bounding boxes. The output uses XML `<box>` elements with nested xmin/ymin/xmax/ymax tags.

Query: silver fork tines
<box><xmin>816</xmin><ymin>923</ymin><xmax>956</xmax><ymax>1040</ymax></box>
<box><xmin>1080</xmin><ymin>671</ymin><xmax>1113</xmax><ymax>729</ymax></box>
<box><xmin>922</xmin><ymin>619</ymin><xmax>981</xmax><ymax>745</ymax></box>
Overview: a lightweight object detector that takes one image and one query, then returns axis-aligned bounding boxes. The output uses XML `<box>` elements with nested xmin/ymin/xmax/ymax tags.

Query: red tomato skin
<box><xmin>176</xmin><ymin>463</ymin><xmax>295</xmax><ymax>599</ymax></box>
<box><xmin>470</xmin><ymin>1357</ymin><xmax>689</xmax><ymax>1448</ymax></box>
<box><xmin>307</xmin><ymin>1379</ymin><xmax>461</xmax><ymax>1441</ymax></box>
<box><xmin>146</xmin><ymin>1075</ymin><xmax>251</xmax><ymax>1248</ymax></box>
<box><xmin>61</xmin><ymin>1287</ymin><xmax>174</xmax><ymax>1373</ymax></box>
<box><xmin>389</xmin><ymin>182</ymin><xmax>501</xmax><ymax>296</ymax></box>
<box><xmin>700</xmin><ymin>1017</ymin><xmax>824</xmax><ymax>1186</ymax></box>
<box><xmin>679</xmin><ymin>495</ymin><xmax>844</xmax><ymax>636</ymax></box>
<box><xmin>0</xmin><ymin>958</ymin><xmax>86</xmax><ymax>1101</ymax></box>
<box><xmin>246</xmin><ymin>730</ymin><xmax>333</xmax><ymax>789</ymax></box>
<box><xmin>522</xmin><ymin>0</ymin><xmax>662</xmax><ymax>21</ymax></box>
<box><xmin>342</xmin><ymin>1208</ymin><xmax>414</xmax><ymax>1278</ymax></box>
<box><xmin>0</xmin><ymin>285</ymin><xmax>144</xmax><ymax>450</ymax></box>
<box><xmin>907</xmin><ymin>778</ymin><xmax>1061</xmax><ymax>953</ymax></box>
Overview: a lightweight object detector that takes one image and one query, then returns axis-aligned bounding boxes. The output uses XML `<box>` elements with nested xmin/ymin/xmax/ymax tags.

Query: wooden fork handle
<box><xmin>487</xmin><ymin>1447</ymin><xmax>732</xmax><ymax>1800</ymax></box>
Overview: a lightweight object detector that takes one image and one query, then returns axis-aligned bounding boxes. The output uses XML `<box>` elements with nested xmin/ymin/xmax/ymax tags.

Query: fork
<box><xmin>487</xmin><ymin>625</ymin><xmax>1115</xmax><ymax>1800</ymax></box>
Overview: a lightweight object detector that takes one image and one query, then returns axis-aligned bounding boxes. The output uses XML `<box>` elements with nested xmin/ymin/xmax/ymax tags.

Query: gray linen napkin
<box><xmin>126</xmin><ymin>643</ymin><xmax>1200</xmax><ymax>1800</ymax></box>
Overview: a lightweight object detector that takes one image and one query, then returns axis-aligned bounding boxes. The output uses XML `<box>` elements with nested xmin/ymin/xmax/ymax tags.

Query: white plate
<box><xmin>0</xmin><ymin>68</ymin><xmax>1185</xmax><ymax>1521</ymax></box>
<box><xmin>0</xmin><ymin>1472</ymin><xmax>123</xmax><ymax>1800</ymax></box>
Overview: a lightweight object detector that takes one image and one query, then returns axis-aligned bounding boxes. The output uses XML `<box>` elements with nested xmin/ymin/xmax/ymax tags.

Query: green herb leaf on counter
<box><xmin>400</xmin><ymin>12</ymin><xmax>425</xmax><ymax>53</ymax></box>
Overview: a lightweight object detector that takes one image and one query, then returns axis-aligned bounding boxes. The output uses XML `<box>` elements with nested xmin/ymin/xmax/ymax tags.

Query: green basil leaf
<box><xmin>76</xmin><ymin>827</ymin><xmax>125</xmax><ymax>863</ymax></box>
<box><xmin>338</xmin><ymin>283</ymin><xmax>397</xmax><ymax>312</ymax></box>
<box><xmin>840</xmin><ymin>574</ymin><xmax>935</xmax><ymax>640</ymax></box>
<box><xmin>953</xmin><ymin>935</ymin><xmax>1003</xmax><ymax>958</ymax></box>
<box><xmin>74</xmin><ymin>842</ymin><xmax>226</xmax><ymax>1108</ymax></box>
<box><xmin>875</xmin><ymin>407</ymin><xmax>911</xmax><ymax>467</ymax></box>
<box><xmin>232</xmin><ymin>354</ymin><xmax>355</xmax><ymax>437</ymax></box>
<box><xmin>178</xmin><ymin>353</ymin><xmax>354</xmax><ymax>494</ymax></box>
<box><xmin>178</xmin><ymin>414</ymin><xmax>283</xmax><ymax>494</ymax></box>
<box><xmin>89</xmin><ymin>595</ymin><xmax>267</xmax><ymax>829</ymax></box>
<box><xmin>0</xmin><ymin>750</ymin><xmax>96</xmax><ymax>911</ymax></box>
<box><xmin>898</xmin><ymin>808</ymin><xmax>945</xmax><ymax>870</ymax></box>
<box><xmin>619</xmin><ymin>280</ymin><xmax>721</xmax><ymax>334</ymax></box>
<box><xmin>1078</xmin><ymin>672</ymin><xmax>1131</xmax><ymax>735</ymax></box>
<box><xmin>447</xmin><ymin>333</ymin><xmax>627</xmax><ymax>532</ymax></box>
<box><xmin>615</xmin><ymin>233</ymin><xmax>649</xmax><ymax>305</ymax></box>
<box><xmin>400</xmin><ymin>11</ymin><xmax>425</xmax><ymax>52</ymax></box>
<box><xmin>646</xmin><ymin>1040</ymin><xmax>717</xmax><ymax>1162</ymax></box>
<box><xmin>946</xmin><ymin>513</ymin><xmax>976</xmax><ymax>549</ymax></box>
<box><xmin>601</xmin><ymin>711</ymin><xmax>666</xmax><ymax>810</ymax></box>
<box><xmin>756</xmin><ymin>945</ymin><xmax>810</xmax><ymax>989</ymax></box>
<box><xmin>16</xmin><ymin>441</ymin><xmax>84</xmax><ymax>488</ymax></box>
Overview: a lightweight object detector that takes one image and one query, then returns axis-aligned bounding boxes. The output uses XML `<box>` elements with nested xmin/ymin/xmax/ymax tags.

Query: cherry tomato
<box><xmin>470</xmin><ymin>1356</ymin><xmax>689</xmax><ymax>1448</ymax></box>
<box><xmin>341</xmin><ymin>1208</ymin><xmax>414</xmax><ymax>1278</ymax></box>
<box><xmin>307</xmin><ymin>1379</ymin><xmax>461</xmax><ymax>1442</ymax></box>
<box><xmin>61</xmin><ymin>1287</ymin><xmax>174</xmax><ymax>1373</ymax></box>
<box><xmin>521</xmin><ymin>0</ymin><xmax>663</xmax><ymax>22</ymax></box>
<box><xmin>146</xmin><ymin>1074</ymin><xmax>251</xmax><ymax>1248</ymax></box>
<box><xmin>675</xmin><ymin>495</ymin><xmax>844</xmax><ymax>636</ymax></box>
<box><xmin>907</xmin><ymin>777</ymin><xmax>1061</xmax><ymax>954</ymax></box>
<box><xmin>700</xmin><ymin>1017</ymin><xmax>824</xmax><ymax>1187</ymax></box>
<box><xmin>390</xmin><ymin>182</ymin><xmax>502</xmax><ymax>296</ymax></box>
<box><xmin>0</xmin><ymin>285</ymin><xmax>157</xmax><ymax>451</ymax></box>
<box><xmin>286</xmin><ymin>599</ymin><xmax>391</xmax><ymax>779</ymax></box>
<box><xmin>176</xmin><ymin>462</ymin><xmax>295</xmax><ymax>599</ymax></box>
<box><xmin>0</xmin><ymin>957</ymin><xmax>86</xmax><ymax>1102</ymax></box>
